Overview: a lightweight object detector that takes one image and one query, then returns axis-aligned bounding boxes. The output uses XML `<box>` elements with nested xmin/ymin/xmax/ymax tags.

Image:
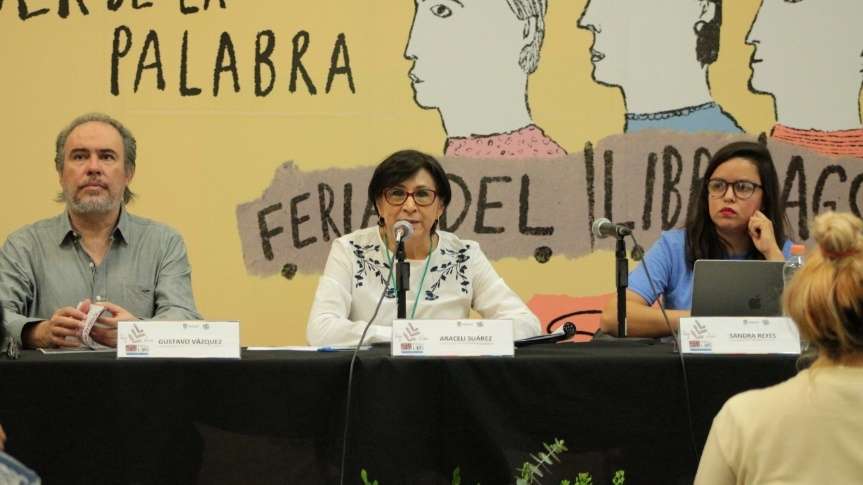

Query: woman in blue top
<box><xmin>600</xmin><ymin>141</ymin><xmax>792</xmax><ymax>337</ymax></box>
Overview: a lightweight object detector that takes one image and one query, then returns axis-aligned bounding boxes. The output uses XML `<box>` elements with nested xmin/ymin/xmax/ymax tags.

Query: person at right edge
<box><xmin>599</xmin><ymin>141</ymin><xmax>793</xmax><ymax>337</ymax></box>
<box><xmin>695</xmin><ymin>211</ymin><xmax>863</xmax><ymax>483</ymax></box>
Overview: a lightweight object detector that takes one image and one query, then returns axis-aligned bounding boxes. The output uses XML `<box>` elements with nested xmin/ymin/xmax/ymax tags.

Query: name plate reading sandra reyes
<box><xmin>391</xmin><ymin>319</ymin><xmax>514</xmax><ymax>357</ymax></box>
<box><xmin>679</xmin><ymin>317</ymin><xmax>801</xmax><ymax>355</ymax></box>
<box><xmin>117</xmin><ymin>321</ymin><xmax>240</xmax><ymax>359</ymax></box>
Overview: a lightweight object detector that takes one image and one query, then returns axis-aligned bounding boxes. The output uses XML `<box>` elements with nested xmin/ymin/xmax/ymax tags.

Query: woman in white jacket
<box><xmin>307</xmin><ymin>149</ymin><xmax>540</xmax><ymax>346</ymax></box>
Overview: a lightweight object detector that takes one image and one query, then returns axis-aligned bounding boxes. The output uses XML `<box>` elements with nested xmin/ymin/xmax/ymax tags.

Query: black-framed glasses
<box><xmin>707</xmin><ymin>178</ymin><xmax>762</xmax><ymax>200</ymax></box>
<box><xmin>383</xmin><ymin>187</ymin><xmax>438</xmax><ymax>207</ymax></box>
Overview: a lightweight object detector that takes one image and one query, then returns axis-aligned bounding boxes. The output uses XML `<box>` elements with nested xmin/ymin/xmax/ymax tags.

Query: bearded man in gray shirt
<box><xmin>0</xmin><ymin>113</ymin><xmax>201</xmax><ymax>349</ymax></box>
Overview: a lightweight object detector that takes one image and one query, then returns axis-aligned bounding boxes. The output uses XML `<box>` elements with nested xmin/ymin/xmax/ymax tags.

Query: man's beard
<box><xmin>64</xmin><ymin>188</ymin><xmax>122</xmax><ymax>215</ymax></box>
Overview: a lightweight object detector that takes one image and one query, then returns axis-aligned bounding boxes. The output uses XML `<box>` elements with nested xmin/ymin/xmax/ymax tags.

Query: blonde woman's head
<box><xmin>784</xmin><ymin>211</ymin><xmax>863</xmax><ymax>362</ymax></box>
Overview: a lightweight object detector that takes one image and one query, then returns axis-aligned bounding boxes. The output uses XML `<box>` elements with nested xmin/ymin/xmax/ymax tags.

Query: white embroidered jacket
<box><xmin>307</xmin><ymin>227</ymin><xmax>541</xmax><ymax>346</ymax></box>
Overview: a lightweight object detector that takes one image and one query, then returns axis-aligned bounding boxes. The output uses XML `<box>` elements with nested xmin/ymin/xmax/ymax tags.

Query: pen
<box><xmin>317</xmin><ymin>345</ymin><xmax>371</xmax><ymax>352</ymax></box>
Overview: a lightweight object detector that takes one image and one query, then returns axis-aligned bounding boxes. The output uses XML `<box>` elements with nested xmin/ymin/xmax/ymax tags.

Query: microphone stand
<box><xmin>395</xmin><ymin>237</ymin><xmax>410</xmax><ymax>319</ymax></box>
<box><xmin>615</xmin><ymin>235</ymin><xmax>628</xmax><ymax>337</ymax></box>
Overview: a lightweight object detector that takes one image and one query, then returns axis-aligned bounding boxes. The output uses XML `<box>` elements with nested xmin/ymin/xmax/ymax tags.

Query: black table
<box><xmin>0</xmin><ymin>342</ymin><xmax>799</xmax><ymax>484</ymax></box>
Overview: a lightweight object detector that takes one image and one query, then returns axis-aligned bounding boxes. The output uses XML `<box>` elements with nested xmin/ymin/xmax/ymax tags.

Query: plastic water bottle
<box><xmin>783</xmin><ymin>244</ymin><xmax>808</xmax><ymax>353</ymax></box>
<box><xmin>782</xmin><ymin>244</ymin><xmax>805</xmax><ymax>289</ymax></box>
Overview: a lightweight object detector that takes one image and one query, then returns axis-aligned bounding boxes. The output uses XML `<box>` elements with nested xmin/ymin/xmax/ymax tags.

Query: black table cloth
<box><xmin>0</xmin><ymin>342</ymin><xmax>799</xmax><ymax>484</ymax></box>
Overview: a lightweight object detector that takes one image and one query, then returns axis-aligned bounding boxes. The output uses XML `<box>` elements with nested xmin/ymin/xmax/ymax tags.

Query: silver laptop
<box><xmin>691</xmin><ymin>260</ymin><xmax>786</xmax><ymax>317</ymax></box>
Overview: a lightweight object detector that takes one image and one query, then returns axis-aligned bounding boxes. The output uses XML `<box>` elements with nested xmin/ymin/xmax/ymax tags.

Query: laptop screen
<box><xmin>691</xmin><ymin>260</ymin><xmax>785</xmax><ymax>317</ymax></box>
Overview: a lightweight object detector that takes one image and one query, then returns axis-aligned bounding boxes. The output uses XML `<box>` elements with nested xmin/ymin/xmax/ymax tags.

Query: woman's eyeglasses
<box><xmin>383</xmin><ymin>187</ymin><xmax>437</xmax><ymax>207</ymax></box>
<box><xmin>707</xmin><ymin>179</ymin><xmax>762</xmax><ymax>200</ymax></box>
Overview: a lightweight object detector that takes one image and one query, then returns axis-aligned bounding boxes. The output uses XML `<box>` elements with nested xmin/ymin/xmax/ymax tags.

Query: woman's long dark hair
<box><xmin>685</xmin><ymin>141</ymin><xmax>788</xmax><ymax>269</ymax></box>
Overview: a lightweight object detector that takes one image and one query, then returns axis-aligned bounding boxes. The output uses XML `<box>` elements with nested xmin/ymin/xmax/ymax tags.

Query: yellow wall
<box><xmin>0</xmin><ymin>1</ymin><xmax>858</xmax><ymax>344</ymax></box>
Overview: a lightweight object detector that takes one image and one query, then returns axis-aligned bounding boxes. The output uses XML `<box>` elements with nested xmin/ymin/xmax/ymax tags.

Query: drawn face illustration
<box><xmin>404</xmin><ymin>0</ymin><xmax>528</xmax><ymax>110</ymax></box>
<box><xmin>578</xmin><ymin>0</ymin><xmax>710</xmax><ymax>90</ymax></box>
<box><xmin>747</xmin><ymin>0</ymin><xmax>863</xmax><ymax>99</ymax></box>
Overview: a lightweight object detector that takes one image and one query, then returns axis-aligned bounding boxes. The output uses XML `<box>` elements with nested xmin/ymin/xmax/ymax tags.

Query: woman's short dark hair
<box><xmin>368</xmin><ymin>150</ymin><xmax>452</xmax><ymax>217</ymax></box>
<box><xmin>685</xmin><ymin>140</ymin><xmax>788</xmax><ymax>268</ymax></box>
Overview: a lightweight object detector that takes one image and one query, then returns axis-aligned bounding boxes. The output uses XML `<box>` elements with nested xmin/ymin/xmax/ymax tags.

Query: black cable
<box><xmin>628</xmin><ymin>233</ymin><xmax>699</xmax><ymax>470</ymax></box>
<box><xmin>545</xmin><ymin>310</ymin><xmax>601</xmax><ymax>334</ymax></box>
<box><xmin>629</xmin><ymin>236</ymin><xmax>678</xmax><ymax>352</ymax></box>
<box><xmin>515</xmin><ymin>322</ymin><xmax>593</xmax><ymax>347</ymax></box>
<box><xmin>338</xmin><ymin>263</ymin><xmax>394</xmax><ymax>485</ymax></box>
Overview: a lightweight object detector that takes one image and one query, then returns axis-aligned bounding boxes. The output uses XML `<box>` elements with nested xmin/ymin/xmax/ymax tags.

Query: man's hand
<box><xmin>0</xmin><ymin>423</ymin><xmax>7</xmax><ymax>451</ymax></box>
<box><xmin>23</xmin><ymin>306</ymin><xmax>87</xmax><ymax>349</ymax></box>
<box><xmin>92</xmin><ymin>302</ymin><xmax>137</xmax><ymax>348</ymax></box>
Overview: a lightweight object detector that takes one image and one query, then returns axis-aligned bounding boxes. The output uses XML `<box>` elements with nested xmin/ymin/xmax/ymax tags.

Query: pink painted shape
<box><xmin>772</xmin><ymin>124</ymin><xmax>863</xmax><ymax>158</ymax></box>
<box><xmin>445</xmin><ymin>124</ymin><xmax>568</xmax><ymax>160</ymax></box>
<box><xmin>526</xmin><ymin>293</ymin><xmax>613</xmax><ymax>343</ymax></box>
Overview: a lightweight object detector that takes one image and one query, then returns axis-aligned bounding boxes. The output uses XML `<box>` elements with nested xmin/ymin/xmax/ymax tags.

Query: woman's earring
<box><xmin>377</xmin><ymin>217</ymin><xmax>385</xmax><ymax>227</ymax></box>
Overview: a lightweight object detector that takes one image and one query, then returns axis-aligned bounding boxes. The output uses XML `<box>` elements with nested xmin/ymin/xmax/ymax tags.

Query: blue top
<box><xmin>625</xmin><ymin>102</ymin><xmax>742</xmax><ymax>134</ymax></box>
<box><xmin>0</xmin><ymin>451</ymin><xmax>40</xmax><ymax>485</ymax></box>
<box><xmin>629</xmin><ymin>229</ymin><xmax>793</xmax><ymax>310</ymax></box>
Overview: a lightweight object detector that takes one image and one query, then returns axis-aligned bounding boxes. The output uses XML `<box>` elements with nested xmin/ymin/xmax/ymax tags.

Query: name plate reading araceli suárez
<box><xmin>391</xmin><ymin>319</ymin><xmax>514</xmax><ymax>357</ymax></box>
<box><xmin>117</xmin><ymin>321</ymin><xmax>241</xmax><ymax>359</ymax></box>
<box><xmin>679</xmin><ymin>317</ymin><xmax>801</xmax><ymax>355</ymax></box>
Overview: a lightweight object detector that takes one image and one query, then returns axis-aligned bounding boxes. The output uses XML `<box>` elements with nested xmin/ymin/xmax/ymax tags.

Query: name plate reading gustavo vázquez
<box><xmin>391</xmin><ymin>319</ymin><xmax>514</xmax><ymax>357</ymax></box>
<box><xmin>679</xmin><ymin>317</ymin><xmax>801</xmax><ymax>354</ymax></box>
<box><xmin>117</xmin><ymin>321</ymin><xmax>240</xmax><ymax>359</ymax></box>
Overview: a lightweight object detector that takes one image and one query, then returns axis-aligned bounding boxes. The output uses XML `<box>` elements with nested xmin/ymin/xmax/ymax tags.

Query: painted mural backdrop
<box><xmin>1</xmin><ymin>0</ymin><xmax>861</xmax><ymax>344</ymax></box>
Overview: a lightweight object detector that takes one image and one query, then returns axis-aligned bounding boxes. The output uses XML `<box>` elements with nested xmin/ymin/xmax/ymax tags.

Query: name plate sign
<box><xmin>679</xmin><ymin>317</ymin><xmax>801</xmax><ymax>354</ymax></box>
<box><xmin>117</xmin><ymin>321</ymin><xmax>240</xmax><ymax>359</ymax></box>
<box><xmin>391</xmin><ymin>319</ymin><xmax>514</xmax><ymax>357</ymax></box>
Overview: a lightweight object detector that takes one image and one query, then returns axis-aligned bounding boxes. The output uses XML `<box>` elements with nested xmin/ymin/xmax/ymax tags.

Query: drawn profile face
<box><xmin>747</xmin><ymin>0</ymin><xmax>863</xmax><ymax>99</ymax></box>
<box><xmin>404</xmin><ymin>0</ymin><xmax>528</xmax><ymax>110</ymax></box>
<box><xmin>578</xmin><ymin>0</ymin><xmax>710</xmax><ymax>90</ymax></box>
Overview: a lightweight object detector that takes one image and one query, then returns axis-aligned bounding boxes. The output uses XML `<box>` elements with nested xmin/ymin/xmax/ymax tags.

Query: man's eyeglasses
<box><xmin>707</xmin><ymin>178</ymin><xmax>762</xmax><ymax>200</ymax></box>
<box><xmin>383</xmin><ymin>187</ymin><xmax>438</xmax><ymax>207</ymax></box>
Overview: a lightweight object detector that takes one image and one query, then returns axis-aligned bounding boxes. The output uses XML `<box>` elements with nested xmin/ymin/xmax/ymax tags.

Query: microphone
<box><xmin>514</xmin><ymin>322</ymin><xmax>579</xmax><ymax>348</ymax></box>
<box><xmin>592</xmin><ymin>218</ymin><xmax>632</xmax><ymax>239</ymax></box>
<box><xmin>393</xmin><ymin>220</ymin><xmax>413</xmax><ymax>320</ymax></box>
<box><xmin>393</xmin><ymin>220</ymin><xmax>414</xmax><ymax>243</ymax></box>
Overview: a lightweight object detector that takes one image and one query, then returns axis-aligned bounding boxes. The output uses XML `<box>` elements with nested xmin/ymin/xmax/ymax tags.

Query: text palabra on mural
<box><xmin>110</xmin><ymin>26</ymin><xmax>356</xmax><ymax>97</ymax></box>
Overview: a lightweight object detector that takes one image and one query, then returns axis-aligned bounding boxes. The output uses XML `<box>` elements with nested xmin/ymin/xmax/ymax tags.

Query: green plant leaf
<box><xmin>451</xmin><ymin>466</ymin><xmax>461</xmax><ymax>485</ymax></box>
